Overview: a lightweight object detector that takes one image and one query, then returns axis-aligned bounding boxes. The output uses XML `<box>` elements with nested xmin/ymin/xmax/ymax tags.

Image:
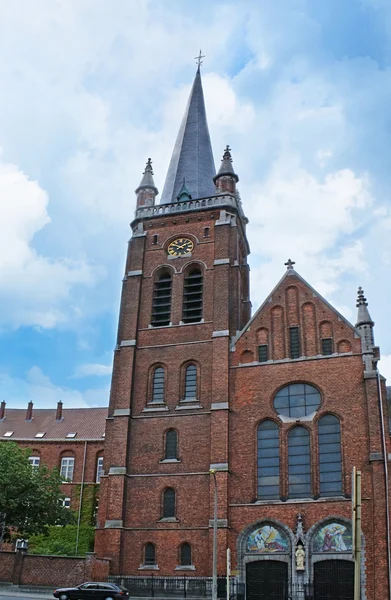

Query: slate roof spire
<box><xmin>160</xmin><ymin>68</ymin><xmax>216</xmax><ymax>203</ymax></box>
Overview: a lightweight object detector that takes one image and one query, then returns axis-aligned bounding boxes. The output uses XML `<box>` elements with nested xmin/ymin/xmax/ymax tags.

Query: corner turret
<box><xmin>135</xmin><ymin>158</ymin><xmax>158</xmax><ymax>209</ymax></box>
<box><xmin>214</xmin><ymin>145</ymin><xmax>239</xmax><ymax>194</ymax></box>
<box><xmin>356</xmin><ymin>287</ymin><xmax>379</xmax><ymax>373</ymax></box>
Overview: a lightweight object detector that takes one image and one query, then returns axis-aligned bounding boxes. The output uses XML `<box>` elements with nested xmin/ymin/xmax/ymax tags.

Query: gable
<box><xmin>232</xmin><ymin>269</ymin><xmax>361</xmax><ymax>365</ymax></box>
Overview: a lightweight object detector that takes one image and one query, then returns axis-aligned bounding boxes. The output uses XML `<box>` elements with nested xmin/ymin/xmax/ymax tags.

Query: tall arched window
<box><xmin>151</xmin><ymin>271</ymin><xmax>172</xmax><ymax>327</ymax></box>
<box><xmin>182</xmin><ymin>268</ymin><xmax>203</xmax><ymax>323</ymax></box>
<box><xmin>180</xmin><ymin>543</ymin><xmax>192</xmax><ymax>566</ymax></box>
<box><xmin>163</xmin><ymin>488</ymin><xmax>176</xmax><ymax>518</ymax></box>
<box><xmin>151</xmin><ymin>367</ymin><xmax>165</xmax><ymax>403</ymax></box>
<box><xmin>144</xmin><ymin>543</ymin><xmax>156</xmax><ymax>566</ymax></box>
<box><xmin>318</xmin><ymin>415</ymin><xmax>342</xmax><ymax>497</ymax></box>
<box><xmin>257</xmin><ymin>421</ymin><xmax>280</xmax><ymax>500</ymax></box>
<box><xmin>288</xmin><ymin>427</ymin><xmax>311</xmax><ymax>499</ymax></box>
<box><xmin>165</xmin><ymin>429</ymin><xmax>178</xmax><ymax>460</ymax></box>
<box><xmin>184</xmin><ymin>364</ymin><xmax>197</xmax><ymax>400</ymax></box>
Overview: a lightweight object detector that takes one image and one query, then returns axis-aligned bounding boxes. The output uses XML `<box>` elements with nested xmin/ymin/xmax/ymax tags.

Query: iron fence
<box><xmin>108</xmin><ymin>575</ymin><xmax>245</xmax><ymax>598</ymax></box>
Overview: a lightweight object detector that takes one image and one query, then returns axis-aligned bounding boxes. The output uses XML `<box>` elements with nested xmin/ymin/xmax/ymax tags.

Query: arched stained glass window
<box><xmin>183</xmin><ymin>268</ymin><xmax>203</xmax><ymax>323</ymax></box>
<box><xmin>163</xmin><ymin>488</ymin><xmax>176</xmax><ymax>518</ymax></box>
<box><xmin>318</xmin><ymin>415</ymin><xmax>342</xmax><ymax>497</ymax></box>
<box><xmin>151</xmin><ymin>367</ymin><xmax>165</xmax><ymax>403</ymax></box>
<box><xmin>184</xmin><ymin>364</ymin><xmax>197</xmax><ymax>399</ymax></box>
<box><xmin>257</xmin><ymin>421</ymin><xmax>280</xmax><ymax>500</ymax></box>
<box><xmin>151</xmin><ymin>272</ymin><xmax>172</xmax><ymax>327</ymax></box>
<box><xmin>180</xmin><ymin>543</ymin><xmax>192</xmax><ymax>566</ymax></box>
<box><xmin>144</xmin><ymin>543</ymin><xmax>156</xmax><ymax>565</ymax></box>
<box><xmin>288</xmin><ymin>426</ymin><xmax>311</xmax><ymax>499</ymax></box>
<box><xmin>165</xmin><ymin>429</ymin><xmax>178</xmax><ymax>460</ymax></box>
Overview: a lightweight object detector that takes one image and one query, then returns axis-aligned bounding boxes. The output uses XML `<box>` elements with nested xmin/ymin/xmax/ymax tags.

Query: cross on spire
<box><xmin>194</xmin><ymin>50</ymin><xmax>205</xmax><ymax>69</ymax></box>
<box><xmin>285</xmin><ymin>259</ymin><xmax>296</xmax><ymax>270</ymax></box>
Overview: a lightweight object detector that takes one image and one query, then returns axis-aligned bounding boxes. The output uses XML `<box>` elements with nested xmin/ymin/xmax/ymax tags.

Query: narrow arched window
<box><xmin>151</xmin><ymin>271</ymin><xmax>172</xmax><ymax>327</ymax></box>
<box><xmin>184</xmin><ymin>364</ymin><xmax>197</xmax><ymax>400</ymax></box>
<box><xmin>151</xmin><ymin>367</ymin><xmax>165</xmax><ymax>403</ymax></box>
<box><xmin>288</xmin><ymin>427</ymin><xmax>311</xmax><ymax>499</ymax></box>
<box><xmin>257</xmin><ymin>421</ymin><xmax>280</xmax><ymax>500</ymax></box>
<box><xmin>183</xmin><ymin>268</ymin><xmax>203</xmax><ymax>323</ymax></box>
<box><xmin>180</xmin><ymin>543</ymin><xmax>192</xmax><ymax>566</ymax></box>
<box><xmin>165</xmin><ymin>429</ymin><xmax>178</xmax><ymax>460</ymax></box>
<box><xmin>144</xmin><ymin>543</ymin><xmax>156</xmax><ymax>566</ymax></box>
<box><xmin>319</xmin><ymin>415</ymin><xmax>342</xmax><ymax>497</ymax></box>
<box><xmin>163</xmin><ymin>488</ymin><xmax>176</xmax><ymax>518</ymax></box>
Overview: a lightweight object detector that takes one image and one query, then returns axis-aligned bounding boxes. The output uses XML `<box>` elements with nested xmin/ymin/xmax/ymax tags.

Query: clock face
<box><xmin>167</xmin><ymin>237</ymin><xmax>194</xmax><ymax>257</ymax></box>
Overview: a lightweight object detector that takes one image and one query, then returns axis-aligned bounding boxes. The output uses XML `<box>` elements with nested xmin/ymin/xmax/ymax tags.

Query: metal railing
<box><xmin>108</xmin><ymin>575</ymin><xmax>245</xmax><ymax>598</ymax></box>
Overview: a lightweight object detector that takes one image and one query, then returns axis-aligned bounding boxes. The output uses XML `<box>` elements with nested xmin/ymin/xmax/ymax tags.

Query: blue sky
<box><xmin>0</xmin><ymin>0</ymin><xmax>390</xmax><ymax>408</ymax></box>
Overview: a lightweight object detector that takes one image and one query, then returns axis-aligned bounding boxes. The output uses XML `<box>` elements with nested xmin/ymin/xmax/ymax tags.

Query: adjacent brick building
<box><xmin>93</xmin><ymin>66</ymin><xmax>391</xmax><ymax>600</ymax></box>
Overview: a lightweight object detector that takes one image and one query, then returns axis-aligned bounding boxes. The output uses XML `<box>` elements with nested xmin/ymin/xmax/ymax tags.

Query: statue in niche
<box><xmin>295</xmin><ymin>543</ymin><xmax>305</xmax><ymax>571</ymax></box>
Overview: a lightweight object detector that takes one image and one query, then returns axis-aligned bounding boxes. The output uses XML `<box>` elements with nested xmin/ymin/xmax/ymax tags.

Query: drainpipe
<box><xmin>75</xmin><ymin>441</ymin><xmax>88</xmax><ymax>555</ymax></box>
<box><xmin>376</xmin><ymin>369</ymin><xmax>391</xmax><ymax>600</ymax></box>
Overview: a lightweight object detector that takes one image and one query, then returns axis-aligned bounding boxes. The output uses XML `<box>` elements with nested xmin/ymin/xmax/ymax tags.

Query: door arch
<box><xmin>314</xmin><ymin>560</ymin><xmax>354</xmax><ymax>600</ymax></box>
<box><xmin>246</xmin><ymin>560</ymin><xmax>288</xmax><ymax>600</ymax></box>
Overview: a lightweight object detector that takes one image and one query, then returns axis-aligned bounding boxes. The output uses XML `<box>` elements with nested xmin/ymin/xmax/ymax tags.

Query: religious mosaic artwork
<box><xmin>247</xmin><ymin>525</ymin><xmax>289</xmax><ymax>553</ymax></box>
<box><xmin>312</xmin><ymin>522</ymin><xmax>352</xmax><ymax>553</ymax></box>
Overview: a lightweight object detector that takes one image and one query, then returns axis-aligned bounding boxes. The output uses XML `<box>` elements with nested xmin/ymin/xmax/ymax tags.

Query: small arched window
<box><xmin>163</xmin><ymin>488</ymin><xmax>176</xmax><ymax>518</ymax></box>
<box><xmin>183</xmin><ymin>268</ymin><xmax>203</xmax><ymax>323</ymax></box>
<box><xmin>288</xmin><ymin>427</ymin><xmax>311</xmax><ymax>499</ymax></box>
<box><xmin>144</xmin><ymin>543</ymin><xmax>156</xmax><ymax>566</ymax></box>
<box><xmin>165</xmin><ymin>429</ymin><xmax>178</xmax><ymax>460</ymax></box>
<box><xmin>151</xmin><ymin>367</ymin><xmax>165</xmax><ymax>403</ymax></box>
<box><xmin>180</xmin><ymin>543</ymin><xmax>192</xmax><ymax>566</ymax></box>
<box><xmin>318</xmin><ymin>415</ymin><xmax>342</xmax><ymax>497</ymax></box>
<box><xmin>257</xmin><ymin>421</ymin><xmax>280</xmax><ymax>500</ymax></box>
<box><xmin>151</xmin><ymin>271</ymin><xmax>172</xmax><ymax>327</ymax></box>
<box><xmin>184</xmin><ymin>364</ymin><xmax>197</xmax><ymax>400</ymax></box>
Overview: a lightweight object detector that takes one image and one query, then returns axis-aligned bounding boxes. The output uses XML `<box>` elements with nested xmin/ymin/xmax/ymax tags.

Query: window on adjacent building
<box><xmin>288</xmin><ymin>427</ymin><xmax>311</xmax><ymax>499</ymax></box>
<box><xmin>257</xmin><ymin>421</ymin><xmax>280</xmax><ymax>500</ymax></box>
<box><xmin>62</xmin><ymin>497</ymin><xmax>71</xmax><ymax>509</ymax></box>
<box><xmin>321</xmin><ymin>338</ymin><xmax>333</xmax><ymax>356</ymax></box>
<box><xmin>184</xmin><ymin>364</ymin><xmax>197</xmax><ymax>400</ymax></box>
<box><xmin>163</xmin><ymin>488</ymin><xmax>176</xmax><ymax>518</ymax></box>
<box><xmin>96</xmin><ymin>456</ymin><xmax>104</xmax><ymax>483</ymax></box>
<box><xmin>182</xmin><ymin>268</ymin><xmax>203</xmax><ymax>323</ymax></box>
<box><xmin>35</xmin><ymin>432</ymin><xmax>46</xmax><ymax>438</ymax></box>
<box><xmin>319</xmin><ymin>415</ymin><xmax>342</xmax><ymax>497</ymax></box>
<box><xmin>274</xmin><ymin>383</ymin><xmax>321</xmax><ymax>418</ymax></box>
<box><xmin>66</xmin><ymin>432</ymin><xmax>77</xmax><ymax>438</ymax></box>
<box><xmin>258</xmin><ymin>344</ymin><xmax>268</xmax><ymax>363</ymax></box>
<box><xmin>151</xmin><ymin>272</ymin><xmax>172</xmax><ymax>327</ymax></box>
<box><xmin>151</xmin><ymin>367</ymin><xmax>165</xmax><ymax>403</ymax></box>
<box><xmin>180</xmin><ymin>543</ymin><xmax>192</xmax><ymax>566</ymax></box>
<box><xmin>165</xmin><ymin>430</ymin><xmax>178</xmax><ymax>460</ymax></box>
<box><xmin>3</xmin><ymin>431</ymin><xmax>13</xmax><ymax>437</ymax></box>
<box><xmin>60</xmin><ymin>457</ymin><xmax>75</xmax><ymax>482</ymax></box>
<box><xmin>28</xmin><ymin>456</ymin><xmax>40</xmax><ymax>469</ymax></box>
<box><xmin>289</xmin><ymin>326</ymin><xmax>301</xmax><ymax>359</ymax></box>
<box><xmin>144</xmin><ymin>543</ymin><xmax>156</xmax><ymax>566</ymax></box>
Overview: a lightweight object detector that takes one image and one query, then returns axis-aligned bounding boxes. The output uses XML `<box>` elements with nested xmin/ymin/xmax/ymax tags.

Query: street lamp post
<box><xmin>210</xmin><ymin>469</ymin><xmax>218</xmax><ymax>600</ymax></box>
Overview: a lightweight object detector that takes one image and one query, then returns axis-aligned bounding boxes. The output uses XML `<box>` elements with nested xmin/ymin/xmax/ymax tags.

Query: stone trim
<box><xmin>120</xmin><ymin>339</ymin><xmax>136</xmax><ymax>347</ymax></box>
<box><xmin>209</xmin><ymin>462</ymin><xmax>229</xmax><ymax>471</ymax></box>
<box><xmin>105</xmin><ymin>519</ymin><xmax>123</xmax><ymax>528</ymax></box>
<box><xmin>142</xmin><ymin>405</ymin><xmax>170</xmax><ymax>413</ymax></box>
<box><xmin>211</xmin><ymin>402</ymin><xmax>229</xmax><ymax>410</ymax></box>
<box><xmin>231</xmin><ymin>352</ymin><xmax>359</xmax><ymax>368</ymax></box>
<box><xmin>209</xmin><ymin>519</ymin><xmax>229</xmax><ymax>528</ymax></box>
<box><xmin>370</xmin><ymin>452</ymin><xmax>383</xmax><ymax>461</ymax></box>
<box><xmin>138</xmin><ymin>564</ymin><xmax>159</xmax><ymax>570</ymax></box>
<box><xmin>175</xmin><ymin>565</ymin><xmax>196</xmax><ymax>571</ymax></box>
<box><xmin>213</xmin><ymin>258</ymin><xmax>230</xmax><ymax>265</ymax></box>
<box><xmin>175</xmin><ymin>404</ymin><xmax>203</xmax><ymax>410</ymax></box>
<box><xmin>109</xmin><ymin>467</ymin><xmax>126</xmax><ymax>475</ymax></box>
<box><xmin>113</xmin><ymin>409</ymin><xmax>131</xmax><ymax>417</ymax></box>
<box><xmin>127</xmin><ymin>270</ymin><xmax>143</xmax><ymax>277</ymax></box>
<box><xmin>212</xmin><ymin>330</ymin><xmax>229</xmax><ymax>338</ymax></box>
<box><xmin>159</xmin><ymin>459</ymin><xmax>181</xmax><ymax>464</ymax></box>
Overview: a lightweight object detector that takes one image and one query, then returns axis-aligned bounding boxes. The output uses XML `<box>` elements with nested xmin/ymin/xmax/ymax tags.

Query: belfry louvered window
<box><xmin>151</xmin><ymin>272</ymin><xmax>172</xmax><ymax>327</ymax></box>
<box><xmin>151</xmin><ymin>367</ymin><xmax>165</xmax><ymax>403</ymax></box>
<box><xmin>289</xmin><ymin>326</ymin><xmax>301</xmax><ymax>359</ymax></box>
<box><xmin>288</xmin><ymin>426</ymin><xmax>311</xmax><ymax>499</ymax></box>
<box><xmin>163</xmin><ymin>488</ymin><xmax>176</xmax><ymax>518</ymax></box>
<box><xmin>182</xmin><ymin>268</ymin><xmax>203</xmax><ymax>323</ymax></box>
<box><xmin>165</xmin><ymin>429</ymin><xmax>178</xmax><ymax>460</ymax></box>
<box><xmin>257</xmin><ymin>420</ymin><xmax>280</xmax><ymax>500</ymax></box>
<box><xmin>184</xmin><ymin>364</ymin><xmax>197</xmax><ymax>400</ymax></box>
<box><xmin>318</xmin><ymin>415</ymin><xmax>342</xmax><ymax>497</ymax></box>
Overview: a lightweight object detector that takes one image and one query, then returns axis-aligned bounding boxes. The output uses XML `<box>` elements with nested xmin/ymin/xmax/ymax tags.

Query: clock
<box><xmin>167</xmin><ymin>237</ymin><xmax>194</xmax><ymax>257</ymax></box>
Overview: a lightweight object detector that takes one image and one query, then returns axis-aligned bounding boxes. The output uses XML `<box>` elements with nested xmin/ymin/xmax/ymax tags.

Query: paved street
<box><xmin>0</xmin><ymin>593</ymin><xmax>51</xmax><ymax>599</ymax></box>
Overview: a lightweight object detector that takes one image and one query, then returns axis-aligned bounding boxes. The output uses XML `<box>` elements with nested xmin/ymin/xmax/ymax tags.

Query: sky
<box><xmin>0</xmin><ymin>0</ymin><xmax>390</xmax><ymax>409</ymax></box>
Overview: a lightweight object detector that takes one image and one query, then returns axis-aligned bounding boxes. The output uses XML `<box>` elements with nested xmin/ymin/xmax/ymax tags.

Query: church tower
<box><xmin>95</xmin><ymin>65</ymin><xmax>251</xmax><ymax>574</ymax></box>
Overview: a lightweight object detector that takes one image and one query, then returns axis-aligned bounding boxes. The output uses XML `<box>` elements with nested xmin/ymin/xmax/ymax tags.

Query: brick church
<box><xmin>91</xmin><ymin>65</ymin><xmax>391</xmax><ymax>600</ymax></box>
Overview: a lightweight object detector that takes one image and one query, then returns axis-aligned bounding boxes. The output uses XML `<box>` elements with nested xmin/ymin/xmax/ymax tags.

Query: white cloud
<box><xmin>0</xmin><ymin>155</ymin><xmax>100</xmax><ymax>328</ymax></box>
<box><xmin>0</xmin><ymin>366</ymin><xmax>109</xmax><ymax>409</ymax></box>
<box><xmin>72</xmin><ymin>363</ymin><xmax>112</xmax><ymax>378</ymax></box>
<box><xmin>379</xmin><ymin>355</ymin><xmax>391</xmax><ymax>384</ymax></box>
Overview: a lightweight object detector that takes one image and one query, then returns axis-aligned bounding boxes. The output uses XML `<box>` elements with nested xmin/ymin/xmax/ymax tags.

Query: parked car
<box><xmin>53</xmin><ymin>581</ymin><xmax>129</xmax><ymax>600</ymax></box>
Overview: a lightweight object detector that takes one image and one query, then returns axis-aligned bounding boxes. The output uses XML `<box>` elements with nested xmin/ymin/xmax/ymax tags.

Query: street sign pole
<box><xmin>352</xmin><ymin>468</ymin><xmax>362</xmax><ymax>600</ymax></box>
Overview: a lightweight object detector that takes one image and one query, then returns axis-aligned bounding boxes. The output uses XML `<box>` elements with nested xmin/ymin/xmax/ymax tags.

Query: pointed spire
<box><xmin>160</xmin><ymin>69</ymin><xmax>216</xmax><ymax>203</ymax></box>
<box><xmin>214</xmin><ymin>145</ymin><xmax>239</xmax><ymax>194</ymax></box>
<box><xmin>356</xmin><ymin>286</ymin><xmax>376</xmax><ymax>371</ymax></box>
<box><xmin>356</xmin><ymin>286</ymin><xmax>374</xmax><ymax>327</ymax></box>
<box><xmin>135</xmin><ymin>158</ymin><xmax>158</xmax><ymax>209</ymax></box>
<box><xmin>176</xmin><ymin>178</ymin><xmax>192</xmax><ymax>202</ymax></box>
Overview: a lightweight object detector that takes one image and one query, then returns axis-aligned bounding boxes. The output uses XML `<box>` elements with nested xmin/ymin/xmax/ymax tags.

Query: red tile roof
<box><xmin>0</xmin><ymin>407</ymin><xmax>108</xmax><ymax>440</ymax></box>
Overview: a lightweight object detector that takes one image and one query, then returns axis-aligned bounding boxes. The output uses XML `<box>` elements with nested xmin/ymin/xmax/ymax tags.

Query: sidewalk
<box><xmin>0</xmin><ymin>585</ymin><xmax>52</xmax><ymax>598</ymax></box>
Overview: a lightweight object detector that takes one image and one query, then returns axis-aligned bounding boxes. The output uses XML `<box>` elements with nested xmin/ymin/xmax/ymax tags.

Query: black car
<box><xmin>53</xmin><ymin>581</ymin><xmax>129</xmax><ymax>600</ymax></box>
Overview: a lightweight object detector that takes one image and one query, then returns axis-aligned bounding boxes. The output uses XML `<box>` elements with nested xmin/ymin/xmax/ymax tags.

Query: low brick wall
<box><xmin>0</xmin><ymin>551</ymin><xmax>110</xmax><ymax>587</ymax></box>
